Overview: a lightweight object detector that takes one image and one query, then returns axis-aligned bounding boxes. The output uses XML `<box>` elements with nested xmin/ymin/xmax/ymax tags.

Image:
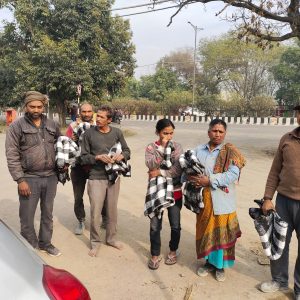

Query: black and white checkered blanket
<box><xmin>144</xmin><ymin>140</ymin><xmax>176</xmax><ymax>219</ymax></box>
<box><xmin>105</xmin><ymin>142</ymin><xmax>131</xmax><ymax>184</ymax></box>
<box><xmin>160</xmin><ymin>141</ymin><xmax>175</xmax><ymax>169</ymax></box>
<box><xmin>249</xmin><ymin>200</ymin><xmax>288</xmax><ymax>260</ymax></box>
<box><xmin>55</xmin><ymin>136</ymin><xmax>80</xmax><ymax>184</ymax></box>
<box><xmin>73</xmin><ymin>122</ymin><xmax>92</xmax><ymax>142</ymax></box>
<box><xmin>55</xmin><ymin>136</ymin><xmax>80</xmax><ymax>168</ymax></box>
<box><xmin>179</xmin><ymin>150</ymin><xmax>205</xmax><ymax>214</ymax></box>
<box><xmin>144</xmin><ymin>176</ymin><xmax>174</xmax><ymax>219</ymax></box>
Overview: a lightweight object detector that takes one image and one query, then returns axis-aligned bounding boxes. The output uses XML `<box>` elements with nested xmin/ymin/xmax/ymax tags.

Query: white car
<box><xmin>182</xmin><ymin>107</ymin><xmax>206</xmax><ymax>117</ymax></box>
<box><xmin>0</xmin><ymin>219</ymin><xmax>91</xmax><ymax>300</ymax></box>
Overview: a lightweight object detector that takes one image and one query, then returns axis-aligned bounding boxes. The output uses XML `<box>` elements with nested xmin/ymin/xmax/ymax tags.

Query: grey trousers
<box><xmin>271</xmin><ymin>193</ymin><xmax>300</xmax><ymax>295</ymax></box>
<box><xmin>71</xmin><ymin>165</ymin><xmax>107</xmax><ymax>222</ymax></box>
<box><xmin>87</xmin><ymin>179</ymin><xmax>120</xmax><ymax>249</ymax></box>
<box><xmin>19</xmin><ymin>175</ymin><xmax>58</xmax><ymax>248</ymax></box>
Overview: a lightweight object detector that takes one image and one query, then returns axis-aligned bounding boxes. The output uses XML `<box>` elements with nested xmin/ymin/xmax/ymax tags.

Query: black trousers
<box><xmin>150</xmin><ymin>199</ymin><xmax>182</xmax><ymax>256</ymax></box>
<box><xmin>71</xmin><ymin>165</ymin><xmax>106</xmax><ymax>222</ymax></box>
<box><xmin>271</xmin><ymin>193</ymin><xmax>300</xmax><ymax>296</ymax></box>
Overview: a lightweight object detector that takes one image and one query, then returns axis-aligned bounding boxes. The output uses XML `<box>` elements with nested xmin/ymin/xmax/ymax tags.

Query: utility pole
<box><xmin>188</xmin><ymin>22</ymin><xmax>203</xmax><ymax>115</ymax></box>
<box><xmin>76</xmin><ymin>83</ymin><xmax>82</xmax><ymax>115</ymax></box>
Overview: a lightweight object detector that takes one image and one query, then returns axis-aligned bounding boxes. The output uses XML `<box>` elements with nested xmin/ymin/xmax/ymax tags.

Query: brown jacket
<box><xmin>264</xmin><ymin>127</ymin><xmax>300</xmax><ymax>201</ymax></box>
<box><xmin>5</xmin><ymin>114</ymin><xmax>61</xmax><ymax>183</ymax></box>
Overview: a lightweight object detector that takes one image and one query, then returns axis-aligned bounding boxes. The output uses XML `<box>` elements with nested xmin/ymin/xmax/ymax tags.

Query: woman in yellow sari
<box><xmin>188</xmin><ymin>119</ymin><xmax>245</xmax><ymax>282</ymax></box>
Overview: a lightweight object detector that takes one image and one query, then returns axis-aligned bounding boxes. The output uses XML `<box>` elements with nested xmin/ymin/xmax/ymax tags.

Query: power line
<box><xmin>136</xmin><ymin>60</ymin><xmax>199</xmax><ymax>68</ymax></box>
<box><xmin>113</xmin><ymin>4</ymin><xmax>180</xmax><ymax>18</ymax></box>
<box><xmin>110</xmin><ymin>0</ymin><xmax>174</xmax><ymax>11</ymax></box>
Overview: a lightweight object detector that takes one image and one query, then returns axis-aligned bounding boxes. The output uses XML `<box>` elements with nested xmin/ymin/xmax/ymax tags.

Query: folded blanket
<box><xmin>179</xmin><ymin>150</ymin><xmax>205</xmax><ymax>213</ymax></box>
<box><xmin>144</xmin><ymin>140</ymin><xmax>176</xmax><ymax>219</ymax></box>
<box><xmin>249</xmin><ymin>199</ymin><xmax>288</xmax><ymax>260</ymax></box>
<box><xmin>105</xmin><ymin>142</ymin><xmax>131</xmax><ymax>184</ymax></box>
<box><xmin>73</xmin><ymin>122</ymin><xmax>92</xmax><ymax>143</ymax></box>
<box><xmin>144</xmin><ymin>176</ymin><xmax>174</xmax><ymax>219</ymax></box>
<box><xmin>55</xmin><ymin>136</ymin><xmax>80</xmax><ymax>184</ymax></box>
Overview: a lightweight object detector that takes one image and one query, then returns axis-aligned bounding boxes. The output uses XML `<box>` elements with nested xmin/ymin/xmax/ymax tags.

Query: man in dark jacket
<box><xmin>260</xmin><ymin>105</ymin><xmax>300</xmax><ymax>299</ymax></box>
<box><xmin>5</xmin><ymin>91</ymin><xmax>61</xmax><ymax>257</ymax></box>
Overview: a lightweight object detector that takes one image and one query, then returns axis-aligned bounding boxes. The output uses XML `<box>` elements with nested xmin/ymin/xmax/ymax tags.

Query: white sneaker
<box><xmin>260</xmin><ymin>280</ymin><xmax>288</xmax><ymax>293</ymax></box>
<box><xmin>215</xmin><ymin>269</ymin><xmax>225</xmax><ymax>282</ymax></box>
<box><xmin>197</xmin><ymin>262</ymin><xmax>215</xmax><ymax>277</ymax></box>
<box><xmin>74</xmin><ymin>221</ymin><xmax>85</xmax><ymax>235</ymax></box>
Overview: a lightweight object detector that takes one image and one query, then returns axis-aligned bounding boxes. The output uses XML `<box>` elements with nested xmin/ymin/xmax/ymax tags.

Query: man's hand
<box><xmin>148</xmin><ymin>169</ymin><xmax>161</xmax><ymax>179</ymax></box>
<box><xmin>188</xmin><ymin>174</ymin><xmax>210</xmax><ymax>187</ymax></box>
<box><xmin>71</xmin><ymin>133</ymin><xmax>78</xmax><ymax>142</ymax></box>
<box><xmin>262</xmin><ymin>199</ymin><xmax>275</xmax><ymax>215</ymax></box>
<box><xmin>112</xmin><ymin>153</ymin><xmax>124</xmax><ymax>162</ymax></box>
<box><xmin>95</xmin><ymin>154</ymin><xmax>114</xmax><ymax>164</ymax></box>
<box><xmin>18</xmin><ymin>181</ymin><xmax>31</xmax><ymax>197</ymax></box>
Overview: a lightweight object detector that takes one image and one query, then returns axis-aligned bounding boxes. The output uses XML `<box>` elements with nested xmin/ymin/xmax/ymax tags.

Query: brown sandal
<box><xmin>165</xmin><ymin>253</ymin><xmax>177</xmax><ymax>265</ymax></box>
<box><xmin>148</xmin><ymin>257</ymin><xmax>162</xmax><ymax>270</ymax></box>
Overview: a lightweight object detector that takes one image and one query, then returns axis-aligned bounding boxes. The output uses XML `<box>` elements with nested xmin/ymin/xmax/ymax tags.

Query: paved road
<box><xmin>0</xmin><ymin>120</ymin><xmax>297</xmax><ymax>300</ymax></box>
<box><xmin>121</xmin><ymin>120</ymin><xmax>295</xmax><ymax>158</ymax></box>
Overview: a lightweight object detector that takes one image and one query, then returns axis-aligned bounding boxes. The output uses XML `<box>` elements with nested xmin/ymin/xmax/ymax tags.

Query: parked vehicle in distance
<box><xmin>0</xmin><ymin>219</ymin><xmax>91</xmax><ymax>300</ymax></box>
<box><xmin>181</xmin><ymin>107</ymin><xmax>206</xmax><ymax>117</ymax></box>
<box><xmin>112</xmin><ymin>109</ymin><xmax>123</xmax><ymax>124</ymax></box>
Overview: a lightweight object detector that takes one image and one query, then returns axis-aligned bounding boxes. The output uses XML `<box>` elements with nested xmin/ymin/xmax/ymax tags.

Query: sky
<box><xmin>112</xmin><ymin>0</ymin><xmax>232</xmax><ymax>77</ymax></box>
<box><xmin>0</xmin><ymin>1</ymin><xmax>233</xmax><ymax>77</ymax></box>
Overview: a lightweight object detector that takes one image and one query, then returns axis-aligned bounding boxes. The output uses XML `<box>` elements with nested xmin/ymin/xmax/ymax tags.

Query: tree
<box><xmin>249</xmin><ymin>95</ymin><xmax>276</xmax><ymax>116</ymax></box>
<box><xmin>119</xmin><ymin>78</ymin><xmax>141</xmax><ymax>99</ymax></box>
<box><xmin>0</xmin><ymin>0</ymin><xmax>135</xmax><ymax>125</ymax></box>
<box><xmin>223</xmin><ymin>93</ymin><xmax>247</xmax><ymax>116</ymax></box>
<box><xmin>110</xmin><ymin>98</ymin><xmax>138</xmax><ymax>115</ymax></box>
<box><xmin>152</xmin><ymin>1</ymin><xmax>300</xmax><ymax>43</ymax></box>
<box><xmin>139</xmin><ymin>67</ymin><xmax>184</xmax><ymax>101</ymax></box>
<box><xmin>134</xmin><ymin>98</ymin><xmax>159</xmax><ymax>115</ymax></box>
<box><xmin>157</xmin><ymin>49</ymin><xmax>194</xmax><ymax>87</ymax></box>
<box><xmin>196</xmin><ymin>94</ymin><xmax>222</xmax><ymax>117</ymax></box>
<box><xmin>162</xmin><ymin>90</ymin><xmax>192</xmax><ymax>115</ymax></box>
<box><xmin>198</xmin><ymin>35</ymin><xmax>283</xmax><ymax>107</ymax></box>
<box><xmin>272</xmin><ymin>45</ymin><xmax>300</xmax><ymax>109</ymax></box>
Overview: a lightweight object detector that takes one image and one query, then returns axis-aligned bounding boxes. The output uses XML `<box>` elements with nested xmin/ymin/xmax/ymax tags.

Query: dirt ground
<box><xmin>0</xmin><ymin>121</ymin><xmax>297</xmax><ymax>300</ymax></box>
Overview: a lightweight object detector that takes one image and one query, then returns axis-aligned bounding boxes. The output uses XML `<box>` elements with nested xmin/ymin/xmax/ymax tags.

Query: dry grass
<box><xmin>0</xmin><ymin>121</ymin><xmax>6</xmax><ymax>134</ymax></box>
<box><xmin>0</xmin><ymin>123</ymin><xmax>136</xmax><ymax>137</ymax></box>
<box><xmin>122</xmin><ymin>128</ymin><xmax>136</xmax><ymax>137</ymax></box>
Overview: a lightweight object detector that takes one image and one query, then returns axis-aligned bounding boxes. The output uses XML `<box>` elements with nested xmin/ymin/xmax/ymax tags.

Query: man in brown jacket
<box><xmin>5</xmin><ymin>91</ymin><xmax>61</xmax><ymax>256</ymax></box>
<box><xmin>260</xmin><ymin>105</ymin><xmax>300</xmax><ymax>299</ymax></box>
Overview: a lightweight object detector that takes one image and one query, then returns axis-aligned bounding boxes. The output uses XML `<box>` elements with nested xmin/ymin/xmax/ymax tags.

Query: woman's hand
<box><xmin>148</xmin><ymin>169</ymin><xmax>161</xmax><ymax>179</ymax></box>
<box><xmin>161</xmin><ymin>137</ymin><xmax>170</xmax><ymax>148</ymax></box>
<box><xmin>188</xmin><ymin>174</ymin><xmax>210</xmax><ymax>187</ymax></box>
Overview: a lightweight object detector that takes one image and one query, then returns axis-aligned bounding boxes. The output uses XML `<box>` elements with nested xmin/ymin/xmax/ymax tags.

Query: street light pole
<box><xmin>188</xmin><ymin>22</ymin><xmax>203</xmax><ymax>115</ymax></box>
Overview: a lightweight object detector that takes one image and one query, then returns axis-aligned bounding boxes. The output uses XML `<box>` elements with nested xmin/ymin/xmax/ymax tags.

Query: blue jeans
<box><xmin>270</xmin><ymin>193</ymin><xmax>300</xmax><ymax>295</ymax></box>
<box><xmin>150</xmin><ymin>199</ymin><xmax>182</xmax><ymax>256</ymax></box>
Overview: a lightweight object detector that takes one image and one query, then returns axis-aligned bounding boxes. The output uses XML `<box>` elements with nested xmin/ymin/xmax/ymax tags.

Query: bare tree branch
<box><xmin>246</xmin><ymin>28</ymin><xmax>297</xmax><ymax>41</ymax></box>
<box><xmin>152</xmin><ymin>0</ymin><xmax>300</xmax><ymax>42</ymax></box>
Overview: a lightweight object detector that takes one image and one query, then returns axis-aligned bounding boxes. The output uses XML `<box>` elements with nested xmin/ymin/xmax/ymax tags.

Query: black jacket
<box><xmin>5</xmin><ymin>113</ymin><xmax>61</xmax><ymax>182</ymax></box>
